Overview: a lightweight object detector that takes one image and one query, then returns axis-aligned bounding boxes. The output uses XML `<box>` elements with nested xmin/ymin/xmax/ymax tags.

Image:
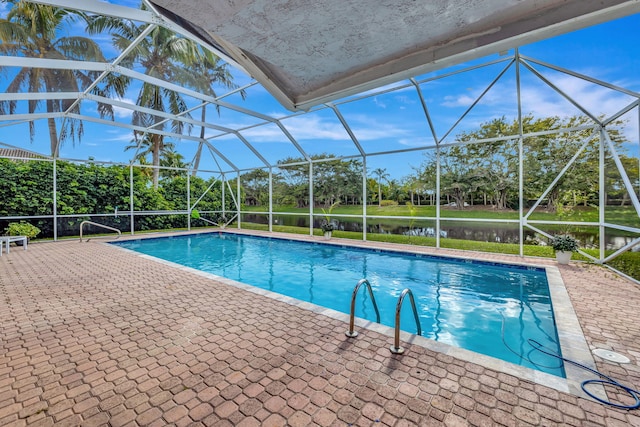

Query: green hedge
<box><xmin>0</xmin><ymin>159</ymin><xmax>232</xmax><ymax>238</ymax></box>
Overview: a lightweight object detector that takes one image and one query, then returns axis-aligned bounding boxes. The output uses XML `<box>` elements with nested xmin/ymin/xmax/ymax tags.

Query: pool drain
<box><xmin>592</xmin><ymin>348</ymin><xmax>630</xmax><ymax>364</ymax></box>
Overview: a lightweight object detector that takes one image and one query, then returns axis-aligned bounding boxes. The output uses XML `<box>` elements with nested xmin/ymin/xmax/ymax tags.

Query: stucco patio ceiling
<box><xmin>149</xmin><ymin>0</ymin><xmax>640</xmax><ymax>111</ymax></box>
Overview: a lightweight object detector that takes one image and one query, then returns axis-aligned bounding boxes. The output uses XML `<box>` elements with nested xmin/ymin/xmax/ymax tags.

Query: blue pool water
<box><xmin>114</xmin><ymin>232</ymin><xmax>565</xmax><ymax>377</ymax></box>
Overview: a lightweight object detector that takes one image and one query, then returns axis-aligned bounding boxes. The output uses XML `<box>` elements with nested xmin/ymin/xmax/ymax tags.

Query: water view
<box><xmin>242</xmin><ymin>214</ymin><xmax>636</xmax><ymax>250</ymax></box>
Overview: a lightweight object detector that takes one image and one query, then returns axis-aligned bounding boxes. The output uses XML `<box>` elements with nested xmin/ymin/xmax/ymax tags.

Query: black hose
<box><xmin>527</xmin><ymin>339</ymin><xmax>640</xmax><ymax>410</ymax></box>
<box><xmin>501</xmin><ymin>316</ymin><xmax>640</xmax><ymax>410</ymax></box>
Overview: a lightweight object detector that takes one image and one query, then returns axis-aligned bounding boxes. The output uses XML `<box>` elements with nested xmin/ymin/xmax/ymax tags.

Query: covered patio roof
<box><xmin>149</xmin><ymin>0</ymin><xmax>640</xmax><ymax>110</ymax></box>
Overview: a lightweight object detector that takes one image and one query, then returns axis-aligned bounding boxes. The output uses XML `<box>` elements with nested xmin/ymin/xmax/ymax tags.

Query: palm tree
<box><xmin>88</xmin><ymin>11</ymin><xmax>194</xmax><ymax>189</ymax></box>
<box><xmin>88</xmin><ymin>7</ymin><xmax>241</xmax><ymax>189</ymax></box>
<box><xmin>125</xmin><ymin>133</ymin><xmax>175</xmax><ymax>182</ymax></box>
<box><xmin>160</xmin><ymin>147</ymin><xmax>187</xmax><ymax>179</ymax></box>
<box><xmin>373</xmin><ymin>168</ymin><xmax>389</xmax><ymax>207</ymax></box>
<box><xmin>0</xmin><ymin>1</ymin><xmax>122</xmax><ymax>156</ymax></box>
<box><xmin>185</xmin><ymin>50</ymin><xmax>244</xmax><ymax>176</ymax></box>
<box><xmin>387</xmin><ymin>179</ymin><xmax>407</xmax><ymax>203</ymax></box>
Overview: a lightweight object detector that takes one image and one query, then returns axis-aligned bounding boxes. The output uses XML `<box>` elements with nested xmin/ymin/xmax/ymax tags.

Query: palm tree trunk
<box><xmin>152</xmin><ymin>134</ymin><xmax>160</xmax><ymax>190</ymax></box>
<box><xmin>47</xmin><ymin>117</ymin><xmax>59</xmax><ymax>157</ymax></box>
<box><xmin>192</xmin><ymin>106</ymin><xmax>207</xmax><ymax>177</ymax></box>
<box><xmin>192</xmin><ymin>143</ymin><xmax>203</xmax><ymax>177</ymax></box>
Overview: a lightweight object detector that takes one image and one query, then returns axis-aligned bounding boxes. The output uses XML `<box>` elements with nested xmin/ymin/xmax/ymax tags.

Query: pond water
<box><xmin>242</xmin><ymin>214</ymin><xmax>637</xmax><ymax>250</ymax></box>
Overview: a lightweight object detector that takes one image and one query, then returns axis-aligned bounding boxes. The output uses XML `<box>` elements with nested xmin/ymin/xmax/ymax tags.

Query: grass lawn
<box><xmin>243</xmin><ymin>203</ymin><xmax>637</xmax><ymax>223</ymax></box>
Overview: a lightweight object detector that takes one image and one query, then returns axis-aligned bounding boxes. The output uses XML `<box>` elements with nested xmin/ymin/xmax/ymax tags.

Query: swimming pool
<box><xmin>114</xmin><ymin>232</ymin><xmax>565</xmax><ymax>377</ymax></box>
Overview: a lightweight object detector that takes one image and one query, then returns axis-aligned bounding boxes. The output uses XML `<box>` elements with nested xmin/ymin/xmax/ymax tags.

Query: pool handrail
<box><xmin>390</xmin><ymin>288</ymin><xmax>422</xmax><ymax>354</ymax></box>
<box><xmin>79</xmin><ymin>220</ymin><xmax>122</xmax><ymax>242</ymax></box>
<box><xmin>345</xmin><ymin>278</ymin><xmax>381</xmax><ymax>338</ymax></box>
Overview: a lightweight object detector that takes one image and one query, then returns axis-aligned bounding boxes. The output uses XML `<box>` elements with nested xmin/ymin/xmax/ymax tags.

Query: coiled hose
<box><xmin>501</xmin><ymin>317</ymin><xmax>640</xmax><ymax>410</ymax></box>
<box><xmin>527</xmin><ymin>339</ymin><xmax>639</xmax><ymax>410</ymax></box>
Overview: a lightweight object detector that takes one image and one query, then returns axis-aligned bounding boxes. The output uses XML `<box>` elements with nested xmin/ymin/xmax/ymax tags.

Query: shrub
<box><xmin>5</xmin><ymin>221</ymin><xmax>41</xmax><ymax>239</ymax></box>
<box><xmin>550</xmin><ymin>235</ymin><xmax>579</xmax><ymax>252</ymax></box>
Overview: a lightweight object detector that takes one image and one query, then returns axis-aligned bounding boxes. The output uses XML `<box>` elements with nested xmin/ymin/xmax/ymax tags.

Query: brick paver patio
<box><xmin>1</xmin><ymin>230</ymin><xmax>639</xmax><ymax>426</ymax></box>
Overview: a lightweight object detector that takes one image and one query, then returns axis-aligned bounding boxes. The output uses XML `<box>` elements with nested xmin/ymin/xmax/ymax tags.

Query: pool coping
<box><xmin>110</xmin><ymin>228</ymin><xmax>602</xmax><ymax>399</ymax></box>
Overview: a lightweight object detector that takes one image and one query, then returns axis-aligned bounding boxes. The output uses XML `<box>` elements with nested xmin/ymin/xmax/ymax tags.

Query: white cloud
<box><xmin>395</xmin><ymin>95</ymin><xmax>416</xmax><ymax>106</ymax></box>
<box><xmin>397</xmin><ymin>136</ymin><xmax>437</xmax><ymax>147</ymax></box>
<box><xmin>342</xmin><ymin>113</ymin><xmax>412</xmax><ymax>140</ymax></box>
<box><xmin>441</xmin><ymin>94</ymin><xmax>475</xmax><ymax>108</ymax></box>
<box><xmin>113</xmin><ymin>97</ymin><xmax>136</xmax><ymax>119</ymax></box>
<box><xmin>244</xmin><ymin>115</ymin><xmax>349</xmax><ymax>142</ymax></box>
<box><xmin>520</xmin><ymin>75</ymin><xmax>622</xmax><ymax>118</ymax></box>
<box><xmin>519</xmin><ymin>74</ymin><xmax>639</xmax><ymax>142</ymax></box>
<box><xmin>216</xmin><ymin>111</ymin><xmax>415</xmax><ymax>147</ymax></box>
<box><xmin>104</xmin><ymin>129</ymin><xmax>135</xmax><ymax>143</ymax></box>
<box><xmin>373</xmin><ymin>97</ymin><xmax>387</xmax><ymax>109</ymax></box>
<box><xmin>429</xmin><ymin>69</ymin><xmax>640</xmax><ymax>143</ymax></box>
<box><xmin>81</xmin><ymin>97</ymin><xmax>135</xmax><ymax>128</ymax></box>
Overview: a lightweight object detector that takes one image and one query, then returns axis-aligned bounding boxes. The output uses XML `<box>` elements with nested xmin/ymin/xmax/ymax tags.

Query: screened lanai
<box><xmin>1</xmin><ymin>0</ymin><xmax>640</xmax><ymax>281</ymax></box>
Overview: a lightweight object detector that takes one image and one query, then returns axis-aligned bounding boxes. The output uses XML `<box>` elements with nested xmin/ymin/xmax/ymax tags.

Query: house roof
<box><xmin>0</xmin><ymin>147</ymin><xmax>47</xmax><ymax>160</ymax></box>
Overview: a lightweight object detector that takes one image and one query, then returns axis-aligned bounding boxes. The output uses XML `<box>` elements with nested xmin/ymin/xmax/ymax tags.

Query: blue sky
<box><xmin>1</xmin><ymin>2</ymin><xmax>639</xmax><ymax>180</ymax></box>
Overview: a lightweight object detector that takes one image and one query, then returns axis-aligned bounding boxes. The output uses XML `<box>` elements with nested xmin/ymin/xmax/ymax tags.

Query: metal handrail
<box><xmin>390</xmin><ymin>288</ymin><xmax>422</xmax><ymax>354</ymax></box>
<box><xmin>79</xmin><ymin>221</ymin><xmax>122</xmax><ymax>242</ymax></box>
<box><xmin>345</xmin><ymin>279</ymin><xmax>381</xmax><ymax>337</ymax></box>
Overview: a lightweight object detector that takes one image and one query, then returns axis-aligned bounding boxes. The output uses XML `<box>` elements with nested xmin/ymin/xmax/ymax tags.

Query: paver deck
<box><xmin>1</xmin><ymin>229</ymin><xmax>639</xmax><ymax>426</ymax></box>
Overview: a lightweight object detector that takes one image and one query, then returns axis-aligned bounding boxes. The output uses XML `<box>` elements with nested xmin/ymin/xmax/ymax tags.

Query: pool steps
<box><xmin>345</xmin><ymin>278</ymin><xmax>422</xmax><ymax>355</ymax></box>
<box><xmin>390</xmin><ymin>288</ymin><xmax>422</xmax><ymax>354</ymax></box>
<box><xmin>345</xmin><ymin>279</ymin><xmax>380</xmax><ymax>338</ymax></box>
